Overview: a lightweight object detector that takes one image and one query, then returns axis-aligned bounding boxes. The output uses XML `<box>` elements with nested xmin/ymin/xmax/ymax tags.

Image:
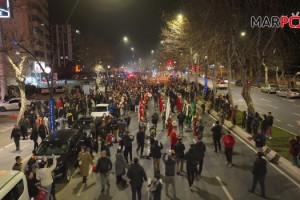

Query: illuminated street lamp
<box><xmin>123</xmin><ymin>36</ymin><xmax>128</xmax><ymax>43</ymax></box>
<box><xmin>240</xmin><ymin>31</ymin><xmax>246</xmax><ymax>37</ymax></box>
<box><xmin>45</xmin><ymin>67</ymin><xmax>51</xmax><ymax>74</ymax></box>
<box><xmin>131</xmin><ymin>47</ymin><xmax>134</xmax><ymax>51</ymax></box>
<box><xmin>151</xmin><ymin>50</ymin><xmax>154</xmax><ymax>54</ymax></box>
<box><xmin>177</xmin><ymin>14</ymin><xmax>183</xmax><ymax>21</ymax></box>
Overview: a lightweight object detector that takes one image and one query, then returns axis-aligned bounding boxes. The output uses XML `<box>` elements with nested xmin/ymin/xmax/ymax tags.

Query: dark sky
<box><xmin>48</xmin><ymin>0</ymin><xmax>178</xmax><ymax>61</ymax></box>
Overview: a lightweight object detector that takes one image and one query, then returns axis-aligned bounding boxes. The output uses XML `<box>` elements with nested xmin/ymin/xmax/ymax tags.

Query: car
<box><xmin>0</xmin><ymin>98</ymin><xmax>31</xmax><ymax>112</ymax></box>
<box><xmin>261</xmin><ymin>84</ymin><xmax>279</xmax><ymax>93</ymax></box>
<box><xmin>0</xmin><ymin>170</ymin><xmax>30</xmax><ymax>200</ymax></box>
<box><xmin>41</xmin><ymin>88</ymin><xmax>50</xmax><ymax>94</ymax></box>
<box><xmin>71</xmin><ymin>116</ymin><xmax>95</xmax><ymax>138</ymax></box>
<box><xmin>34</xmin><ymin>129</ymin><xmax>84</xmax><ymax>182</ymax></box>
<box><xmin>216</xmin><ymin>81</ymin><xmax>228</xmax><ymax>89</ymax></box>
<box><xmin>91</xmin><ymin>103</ymin><xmax>109</xmax><ymax>118</ymax></box>
<box><xmin>276</xmin><ymin>88</ymin><xmax>300</xmax><ymax>98</ymax></box>
<box><xmin>55</xmin><ymin>86</ymin><xmax>65</xmax><ymax>93</ymax></box>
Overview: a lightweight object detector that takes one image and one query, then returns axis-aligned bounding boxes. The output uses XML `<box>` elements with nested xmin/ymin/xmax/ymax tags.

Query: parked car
<box><xmin>0</xmin><ymin>171</ymin><xmax>29</xmax><ymax>200</ymax></box>
<box><xmin>71</xmin><ymin>116</ymin><xmax>95</xmax><ymax>138</ymax></box>
<box><xmin>0</xmin><ymin>98</ymin><xmax>31</xmax><ymax>112</ymax></box>
<box><xmin>276</xmin><ymin>88</ymin><xmax>300</xmax><ymax>98</ymax></box>
<box><xmin>34</xmin><ymin>129</ymin><xmax>84</xmax><ymax>182</ymax></box>
<box><xmin>216</xmin><ymin>81</ymin><xmax>228</xmax><ymax>89</ymax></box>
<box><xmin>55</xmin><ymin>86</ymin><xmax>65</xmax><ymax>93</ymax></box>
<box><xmin>91</xmin><ymin>104</ymin><xmax>109</xmax><ymax>118</ymax></box>
<box><xmin>261</xmin><ymin>84</ymin><xmax>279</xmax><ymax>93</ymax></box>
<box><xmin>40</xmin><ymin>88</ymin><xmax>50</xmax><ymax>94</ymax></box>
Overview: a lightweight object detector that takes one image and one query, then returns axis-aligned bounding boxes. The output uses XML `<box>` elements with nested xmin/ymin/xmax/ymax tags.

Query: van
<box><xmin>91</xmin><ymin>104</ymin><xmax>109</xmax><ymax>118</ymax></box>
<box><xmin>0</xmin><ymin>170</ymin><xmax>30</xmax><ymax>200</ymax></box>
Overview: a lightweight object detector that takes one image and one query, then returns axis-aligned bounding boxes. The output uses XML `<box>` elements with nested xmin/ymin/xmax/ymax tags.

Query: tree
<box><xmin>6</xmin><ymin>55</ymin><xmax>27</xmax><ymax>122</ymax></box>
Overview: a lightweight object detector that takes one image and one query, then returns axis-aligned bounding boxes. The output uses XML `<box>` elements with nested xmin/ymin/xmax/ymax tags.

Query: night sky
<box><xmin>48</xmin><ymin>0</ymin><xmax>178</xmax><ymax>60</ymax></box>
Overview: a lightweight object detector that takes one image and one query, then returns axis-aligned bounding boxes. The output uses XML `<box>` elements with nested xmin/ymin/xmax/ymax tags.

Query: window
<box><xmin>9</xmin><ymin>100</ymin><xmax>19</xmax><ymax>104</ymax></box>
<box><xmin>95</xmin><ymin>106</ymin><xmax>108</xmax><ymax>112</ymax></box>
<box><xmin>2</xmin><ymin>180</ymin><xmax>24</xmax><ymax>200</ymax></box>
<box><xmin>36</xmin><ymin>141</ymin><xmax>68</xmax><ymax>155</ymax></box>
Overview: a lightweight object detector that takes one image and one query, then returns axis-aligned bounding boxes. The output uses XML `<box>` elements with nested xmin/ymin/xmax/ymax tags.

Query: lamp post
<box><xmin>12</xmin><ymin>40</ymin><xmax>56</xmax><ymax>133</ymax></box>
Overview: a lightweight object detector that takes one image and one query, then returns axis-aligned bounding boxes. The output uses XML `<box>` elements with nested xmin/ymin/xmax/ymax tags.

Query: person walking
<box><xmin>253</xmin><ymin>131</ymin><xmax>266</xmax><ymax>153</ymax></box>
<box><xmin>11</xmin><ymin>124</ymin><xmax>21</xmax><ymax>151</ymax></box>
<box><xmin>78</xmin><ymin>146</ymin><xmax>94</xmax><ymax>183</ymax></box>
<box><xmin>248</xmin><ymin>152</ymin><xmax>267</xmax><ymax>198</ymax></box>
<box><xmin>36</xmin><ymin>155</ymin><xmax>57</xmax><ymax>200</ymax></box>
<box><xmin>221</xmin><ymin>131</ymin><xmax>235</xmax><ymax>167</ymax></box>
<box><xmin>185</xmin><ymin>144</ymin><xmax>197</xmax><ymax>188</ymax></box>
<box><xmin>136</xmin><ymin>127</ymin><xmax>145</xmax><ymax>157</ymax></box>
<box><xmin>18</xmin><ymin>115</ymin><xmax>29</xmax><ymax>140</ymax></box>
<box><xmin>173</xmin><ymin>137</ymin><xmax>185</xmax><ymax>175</ymax></box>
<box><xmin>38</xmin><ymin>121</ymin><xmax>48</xmax><ymax>141</ymax></box>
<box><xmin>162</xmin><ymin>150</ymin><xmax>177</xmax><ymax>197</ymax></box>
<box><xmin>266</xmin><ymin>112</ymin><xmax>274</xmax><ymax>139</ymax></box>
<box><xmin>127</xmin><ymin>157</ymin><xmax>148</xmax><ymax>200</ymax></box>
<box><xmin>194</xmin><ymin>137</ymin><xmax>206</xmax><ymax>176</ymax></box>
<box><xmin>30</xmin><ymin>124</ymin><xmax>39</xmax><ymax>150</ymax></box>
<box><xmin>12</xmin><ymin>156</ymin><xmax>23</xmax><ymax>172</ymax></box>
<box><xmin>151</xmin><ymin>111</ymin><xmax>159</xmax><ymax>130</ymax></box>
<box><xmin>151</xmin><ymin>140</ymin><xmax>163</xmax><ymax>174</ymax></box>
<box><xmin>177</xmin><ymin>111</ymin><xmax>185</xmax><ymax>136</ymax></box>
<box><xmin>96</xmin><ymin>150</ymin><xmax>112</xmax><ymax>193</ymax></box>
<box><xmin>115</xmin><ymin>147</ymin><xmax>127</xmax><ymax>185</ymax></box>
<box><xmin>123</xmin><ymin>131</ymin><xmax>134</xmax><ymax>163</ymax></box>
<box><xmin>169</xmin><ymin>121</ymin><xmax>179</xmax><ymax>150</ymax></box>
<box><xmin>211</xmin><ymin>121</ymin><xmax>222</xmax><ymax>153</ymax></box>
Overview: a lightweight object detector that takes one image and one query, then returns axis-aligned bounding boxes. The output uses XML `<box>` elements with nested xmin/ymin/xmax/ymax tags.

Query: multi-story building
<box><xmin>2</xmin><ymin>0</ymin><xmax>50</xmax><ymax>86</ymax></box>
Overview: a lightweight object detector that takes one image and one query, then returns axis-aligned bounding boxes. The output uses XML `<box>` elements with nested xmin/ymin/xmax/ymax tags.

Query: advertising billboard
<box><xmin>0</xmin><ymin>0</ymin><xmax>11</xmax><ymax>18</ymax></box>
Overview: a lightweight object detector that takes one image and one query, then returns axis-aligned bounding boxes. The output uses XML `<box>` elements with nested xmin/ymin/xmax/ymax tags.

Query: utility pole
<box><xmin>0</xmin><ymin>21</ymin><xmax>7</xmax><ymax>101</ymax></box>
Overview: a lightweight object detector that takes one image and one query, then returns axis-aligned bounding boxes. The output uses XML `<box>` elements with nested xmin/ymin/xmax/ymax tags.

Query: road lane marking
<box><xmin>266</xmin><ymin>104</ymin><xmax>278</xmax><ymax>109</ymax></box>
<box><xmin>0</xmin><ymin>127</ymin><xmax>12</xmax><ymax>133</ymax></box>
<box><xmin>293</xmin><ymin>113</ymin><xmax>300</xmax><ymax>117</ymax></box>
<box><xmin>287</xmin><ymin>124</ymin><xmax>295</xmax><ymax>127</ymax></box>
<box><xmin>276</xmin><ymin>119</ymin><xmax>282</xmax><ymax>122</ymax></box>
<box><xmin>4</xmin><ymin>143</ymin><xmax>14</xmax><ymax>149</ymax></box>
<box><xmin>261</xmin><ymin>99</ymin><xmax>271</xmax><ymax>103</ymax></box>
<box><xmin>208</xmin><ymin>114</ymin><xmax>300</xmax><ymax>189</ymax></box>
<box><xmin>269</xmin><ymin>98</ymin><xmax>280</xmax><ymax>102</ymax></box>
<box><xmin>216</xmin><ymin>176</ymin><xmax>234</xmax><ymax>200</ymax></box>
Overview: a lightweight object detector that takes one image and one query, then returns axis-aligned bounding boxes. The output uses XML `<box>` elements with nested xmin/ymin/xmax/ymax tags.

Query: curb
<box><xmin>196</xmin><ymin>103</ymin><xmax>300</xmax><ymax>185</ymax></box>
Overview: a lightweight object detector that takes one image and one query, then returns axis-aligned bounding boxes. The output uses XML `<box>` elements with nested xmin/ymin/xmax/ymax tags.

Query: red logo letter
<box><xmin>280</xmin><ymin>16</ymin><xmax>289</xmax><ymax>27</ymax></box>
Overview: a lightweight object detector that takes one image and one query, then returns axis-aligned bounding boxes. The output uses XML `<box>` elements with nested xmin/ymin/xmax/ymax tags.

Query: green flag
<box><xmin>192</xmin><ymin>97</ymin><xmax>196</xmax><ymax>116</ymax></box>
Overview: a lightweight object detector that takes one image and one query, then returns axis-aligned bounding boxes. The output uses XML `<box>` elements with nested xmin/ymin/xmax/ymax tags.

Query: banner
<box><xmin>165</xmin><ymin>97</ymin><xmax>170</xmax><ymax>124</ymax></box>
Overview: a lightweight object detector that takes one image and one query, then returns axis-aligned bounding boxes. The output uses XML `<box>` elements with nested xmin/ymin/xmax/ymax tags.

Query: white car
<box><xmin>0</xmin><ymin>98</ymin><xmax>31</xmax><ymax>112</ymax></box>
<box><xmin>216</xmin><ymin>81</ymin><xmax>228</xmax><ymax>89</ymax></box>
<box><xmin>55</xmin><ymin>86</ymin><xmax>65</xmax><ymax>93</ymax></box>
<box><xmin>91</xmin><ymin>104</ymin><xmax>109</xmax><ymax>118</ymax></box>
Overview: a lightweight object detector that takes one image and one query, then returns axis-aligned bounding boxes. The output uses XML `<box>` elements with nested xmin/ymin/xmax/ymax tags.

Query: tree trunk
<box><xmin>17</xmin><ymin>81</ymin><xmax>26</xmax><ymax>123</ymax></box>
<box><xmin>275</xmin><ymin>66</ymin><xmax>279</xmax><ymax>86</ymax></box>
<box><xmin>227</xmin><ymin>46</ymin><xmax>234</xmax><ymax>106</ymax></box>
<box><xmin>264</xmin><ymin>63</ymin><xmax>268</xmax><ymax>85</ymax></box>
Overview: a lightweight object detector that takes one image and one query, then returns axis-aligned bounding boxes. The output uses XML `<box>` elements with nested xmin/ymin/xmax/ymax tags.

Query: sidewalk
<box><xmin>204</xmin><ymin>106</ymin><xmax>300</xmax><ymax>185</ymax></box>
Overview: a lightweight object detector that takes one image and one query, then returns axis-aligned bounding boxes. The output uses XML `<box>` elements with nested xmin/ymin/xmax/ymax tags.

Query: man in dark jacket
<box><xmin>11</xmin><ymin>124</ymin><xmax>21</xmax><ymax>151</ymax></box>
<box><xmin>177</xmin><ymin>111</ymin><xmax>185</xmax><ymax>136</ymax></box>
<box><xmin>38</xmin><ymin>121</ymin><xmax>48</xmax><ymax>141</ymax></box>
<box><xmin>151</xmin><ymin>140</ymin><xmax>163</xmax><ymax>174</ymax></box>
<box><xmin>194</xmin><ymin>137</ymin><xmax>206</xmax><ymax>176</ymax></box>
<box><xmin>174</xmin><ymin>137</ymin><xmax>185</xmax><ymax>175</ymax></box>
<box><xmin>185</xmin><ymin>144</ymin><xmax>198</xmax><ymax>187</ymax></box>
<box><xmin>211</xmin><ymin>121</ymin><xmax>222</xmax><ymax>153</ymax></box>
<box><xmin>151</xmin><ymin>111</ymin><xmax>159</xmax><ymax>129</ymax></box>
<box><xmin>162</xmin><ymin>150</ymin><xmax>177</xmax><ymax>197</ymax></box>
<box><xmin>249</xmin><ymin>152</ymin><xmax>267</xmax><ymax>198</ymax></box>
<box><xmin>136</xmin><ymin>127</ymin><xmax>145</xmax><ymax>157</ymax></box>
<box><xmin>266</xmin><ymin>112</ymin><xmax>274</xmax><ymax>139</ymax></box>
<box><xmin>127</xmin><ymin>157</ymin><xmax>147</xmax><ymax>200</ymax></box>
<box><xmin>123</xmin><ymin>131</ymin><xmax>134</xmax><ymax>163</ymax></box>
<box><xmin>96</xmin><ymin>151</ymin><xmax>112</xmax><ymax>193</ymax></box>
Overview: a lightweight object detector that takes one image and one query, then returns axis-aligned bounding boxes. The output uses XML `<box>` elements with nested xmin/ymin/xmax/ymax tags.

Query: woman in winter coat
<box><xmin>30</xmin><ymin>124</ymin><xmax>39</xmax><ymax>150</ymax></box>
<box><xmin>115</xmin><ymin>147</ymin><xmax>127</xmax><ymax>185</ymax></box>
<box><xmin>78</xmin><ymin>146</ymin><xmax>94</xmax><ymax>183</ymax></box>
<box><xmin>289</xmin><ymin>136</ymin><xmax>300</xmax><ymax>166</ymax></box>
<box><xmin>221</xmin><ymin>131</ymin><xmax>235</xmax><ymax>167</ymax></box>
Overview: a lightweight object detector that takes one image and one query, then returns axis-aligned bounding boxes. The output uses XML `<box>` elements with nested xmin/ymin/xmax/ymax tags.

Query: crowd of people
<box><xmin>10</xmin><ymin>75</ymin><xmax>298</xmax><ymax>200</ymax></box>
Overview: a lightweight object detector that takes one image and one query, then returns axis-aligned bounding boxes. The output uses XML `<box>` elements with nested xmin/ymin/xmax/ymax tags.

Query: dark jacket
<box><xmin>136</xmin><ymin>131</ymin><xmax>145</xmax><ymax>144</ymax></box>
<box><xmin>194</xmin><ymin>141</ymin><xmax>206</xmax><ymax>160</ymax></box>
<box><xmin>254</xmin><ymin>134</ymin><xmax>266</xmax><ymax>148</ymax></box>
<box><xmin>149</xmin><ymin>180</ymin><xmax>162</xmax><ymax>200</ymax></box>
<box><xmin>261</xmin><ymin>119</ymin><xmax>268</xmax><ymax>133</ymax></box>
<box><xmin>177</xmin><ymin>113</ymin><xmax>185</xmax><ymax>124</ymax></box>
<box><xmin>30</xmin><ymin>127</ymin><xmax>39</xmax><ymax>141</ymax></box>
<box><xmin>174</xmin><ymin>142</ymin><xmax>185</xmax><ymax>159</ymax></box>
<box><xmin>123</xmin><ymin>134</ymin><xmax>134</xmax><ymax>148</ymax></box>
<box><xmin>151</xmin><ymin>141</ymin><xmax>163</xmax><ymax>159</ymax></box>
<box><xmin>127</xmin><ymin>163</ymin><xmax>147</xmax><ymax>185</ymax></box>
<box><xmin>96</xmin><ymin>157</ymin><xmax>112</xmax><ymax>174</ymax></box>
<box><xmin>252</xmin><ymin>157</ymin><xmax>267</xmax><ymax>176</ymax></box>
<box><xmin>185</xmin><ymin>148</ymin><xmax>197</xmax><ymax>171</ymax></box>
<box><xmin>267</xmin><ymin>115</ymin><xmax>273</xmax><ymax>126</ymax></box>
<box><xmin>152</xmin><ymin>113</ymin><xmax>159</xmax><ymax>124</ymax></box>
<box><xmin>11</xmin><ymin>128</ymin><xmax>21</xmax><ymax>139</ymax></box>
<box><xmin>162</xmin><ymin>154</ymin><xmax>176</xmax><ymax>176</ymax></box>
<box><xmin>211</xmin><ymin>124</ymin><xmax>222</xmax><ymax>139</ymax></box>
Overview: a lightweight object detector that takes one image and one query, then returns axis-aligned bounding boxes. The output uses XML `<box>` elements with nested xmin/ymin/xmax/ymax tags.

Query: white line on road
<box><xmin>0</xmin><ymin>127</ymin><xmax>12</xmax><ymax>133</ymax></box>
<box><xmin>276</xmin><ymin>119</ymin><xmax>282</xmax><ymax>122</ymax></box>
<box><xmin>216</xmin><ymin>176</ymin><xmax>234</xmax><ymax>200</ymax></box>
<box><xmin>287</xmin><ymin>124</ymin><xmax>295</xmax><ymax>127</ymax></box>
<box><xmin>266</xmin><ymin>104</ymin><xmax>278</xmax><ymax>109</ymax></box>
<box><xmin>4</xmin><ymin>143</ymin><xmax>14</xmax><ymax>149</ymax></box>
<box><xmin>269</xmin><ymin>98</ymin><xmax>280</xmax><ymax>102</ymax></box>
<box><xmin>261</xmin><ymin>99</ymin><xmax>271</xmax><ymax>103</ymax></box>
<box><xmin>293</xmin><ymin>113</ymin><xmax>300</xmax><ymax>117</ymax></box>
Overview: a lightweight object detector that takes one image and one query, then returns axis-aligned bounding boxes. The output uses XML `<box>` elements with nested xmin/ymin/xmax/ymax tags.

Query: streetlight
<box><xmin>131</xmin><ymin>47</ymin><xmax>134</xmax><ymax>51</ymax></box>
<box><xmin>123</xmin><ymin>36</ymin><xmax>128</xmax><ymax>43</ymax></box>
<box><xmin>151</xmin><ymin>50</ymin><xmax>154</xmax><ymax>54</ymax></box>
<box><xmin>240</xmin><ymin>31</ymin><xmax>246</xmax><ymax>37</ymax></box>
<box><xmin>177</xmin><ymin>14</ymin><xmax>183</xmax><ymax>22</ymax></box>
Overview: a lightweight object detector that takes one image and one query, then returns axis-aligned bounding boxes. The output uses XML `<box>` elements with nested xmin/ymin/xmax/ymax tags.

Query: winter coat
<box><xmin>254</xmin><ymin>133</ymin><xmax>266</xmax><ymax>148</ymax></box>
<box><xmin>151</xmin><ymin>141</ymin><xmax>163</xmax><ymax>159</ymax></box>
<box><xmin>36</xmin><ymin>158</ymin><xmax>57</xmax><ymax>187</ymax></box>
<box><xmin>30</xmin><ymin>127</ymin><xmax>38</xmax><ymax>141</ymax></box>
<box><xmin>127</xmin><ymin>163</ymin><xmax>147</xmax><ymax>185</ymax></box>
<box><xmin>78</xmin><ymin>151</ymin><xmax>93</xmax><ymax>177</ymax></box>
<box><xmin>252</xmin><ymin>157</ymin><xmax>267</xmax><ymax>176</ymax></box>
<box><xmin>289</xmin><ymin>138</ymin><xmax>300</xmax><ymax>156</ymax></box>
<box><xmin>174</xmin><ymin>142</ymin><xmax>185</xmax><ymax>159</ymax></box>
<box><xmin>136</xmin><ymin>131</ymin><xmax>145</xmax><ymax>144</ymax></box>
<box><xmin>211</xmin><ymin>124</ymin><xmax>222</xmax><ymax>139</ymax></box>
<box><xmin>96</xmin><ymin>157</ymin><xmax>112</xmax><ymax>174</ymax></box>
<box><xmin>123</xmin><ymin>135</ymin><xmax>134</xmax><ymax>148</ymax></box>
<box><xmin>221</xmin><ymin>134</ymin><xmax>235</xmax><ymax>149</ymax></box>
<box><xmin>194</xmin><ymin>141</ymin><xmax>206</xmax><ymax>160</ymax></box>
<box><xmin>115</xmin><ymin>153</ymin><xmax>127</xmax><ymax>176</ymax></box>
<box><xmin>11</xmin><ymin>128</ymin><xmax>21</xmax><ymax>139</ymax></box>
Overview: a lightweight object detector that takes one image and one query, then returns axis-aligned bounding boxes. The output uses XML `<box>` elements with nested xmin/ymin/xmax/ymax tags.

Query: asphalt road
<box><xmin>196</xmin><ymin>77</ymin><xmax>300</xmax><ymax>135</ymax></box>
<box><xmin>53</xmin><ymin>101</ymin><xmax>300</xmax><ymax>200</ymax></box>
